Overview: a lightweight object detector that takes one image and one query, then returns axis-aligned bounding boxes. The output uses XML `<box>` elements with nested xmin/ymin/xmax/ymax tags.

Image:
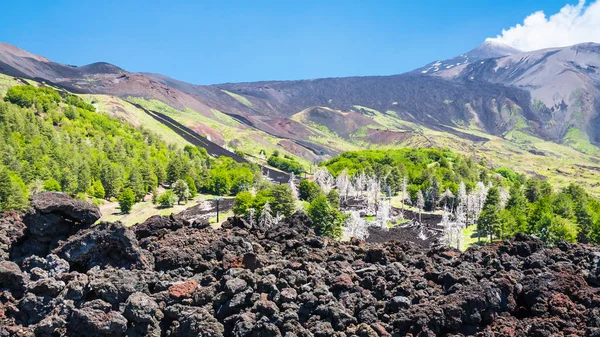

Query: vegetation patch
<box><xmin>221</xmin><ymin>89</ymin><xmax>253</xmax><ymax>107</ymax></box>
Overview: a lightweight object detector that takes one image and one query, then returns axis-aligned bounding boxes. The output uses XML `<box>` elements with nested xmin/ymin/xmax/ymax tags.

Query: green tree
<box><xmin>208</xmin><ymin>170</ymin><xmax>231</xmax><ymax>195</ymax></box>
<box><xmin>299</xmin><ymin>180</ymin><xmax>322</xmax><ymax>202</ymax></box>
<box><xmin>327</xmin><ymin>189</ymin><xmax>340</xmax><ymax>209</ymax></box>
<box><xmin>504</xmin><ymin>184</ymin><xmax>528</xmax><ymax>236</ymax></box>
<box><xmin>173</xmin><ymin>179</ymin><xmax>190</xmax><ymax>205</ymax></box>
<box><xmin>88</xmin><ymin>180</ymin><xmax>105</xmax><ymax>199</ymax></box>
<box><xmin>575</xmin><ymin>203</ymin><xmax>594</xmax><ymax>243</ymax></box>
<box><xmin>477</xmin><ymin>186</ymin><xmax>501</xmax><ymax>242</ymax></box>
<box><xmin>548</xmin><ymin>216</ymin><xmax>578</xmax><ymax>243</ymax></box>
<box><xmin>101</xmin><ymin>163</ymin><xmax>123</xmax><ymax>199</ymax></box>
<box><xmin>252</xmin><ymin>188</ymin><xmax>275</xmax><ymax>215</ymax></box>
<box><xmin>151</xmin><ymin>188</ymin><xmax>159</xmax><ymax>205</ymax></box>
<box><xmin>0</xmin><ymin>166</ymin><xmax>14</xmax><ymax>210</ymax></box>
<box><xmin>525</xmin><ymin>179</ymin><xmax>552</xmax><ymax>203</ymax></box>
<box><xmin>158</xmin><ymin>190</ymin><xmax>178</xmax><ymax>207</ymax></box>
<box><xmin>270</xmin><ymin>184</ymin><xmax>296</xmax><ymax>217</ymax></box>
<box><xmin>128</xmin><ymin>168</ymin><xmax>146</xmax><ymax>201</ymax></box>
<box><xmin>76</xmin><ymin>164</ymin><xmax>91</xmax><ymax>194</ymax></box>
<box><xmin>43</xmin><ymin>179</ymin><xmax>62</xmax><ymax>192</ymax></box>
<box><xmin>230</xmin><ymin>168</ymin><xmax>253</xmax><ymax>193</ymax></box>
<box><xmin>233</xmin><ymin>191</ymin><xmax>254</xmax><ymax>215</ymax></box>
<box><xmin>185</xmin><ymin>176</ymin><xmax>197</xmax><ymax>198</ymax></box>
<box><xmin>307</xmin><ymin>195</ymin><xmax>344</xmax><ymax>238</ymax></box>
<box><xmin>166</xmin><ymin>156</ymin><xmax>184</xmax><ymax>185</ymax></box>
<box><xmin>118</xmin><ymin>188</ymin><xmax>135</xmax><ymax>213</ymax></box>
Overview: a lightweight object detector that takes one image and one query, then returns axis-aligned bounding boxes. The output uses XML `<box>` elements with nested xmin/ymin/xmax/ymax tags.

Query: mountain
<box><xmin>415</xmin><ymin>40</ymin><xmax>521</xmax><ymax>74</ymax></box>
<box><xmin>1</xmin><ymin>41</ymin><xmax>600</xmax><ymax>193</ymax></box>
<box><xmin>434</xmin><ymin>42</ymin><xmax>600</xmax><ymax>146</ymax></box>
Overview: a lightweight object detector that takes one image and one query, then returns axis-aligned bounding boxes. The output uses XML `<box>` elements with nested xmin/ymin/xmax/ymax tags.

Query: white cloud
<box><xmin>486</xmin><ymin>0</ymin><xmax>600</xmax><ymax>51</ymax></box>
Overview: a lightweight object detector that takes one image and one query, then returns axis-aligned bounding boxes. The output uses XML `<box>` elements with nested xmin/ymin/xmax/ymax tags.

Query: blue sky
<box><xmin>1</xmin><ymin>0</ymin><xmax>572</xmax><ymax>84</ymax></box>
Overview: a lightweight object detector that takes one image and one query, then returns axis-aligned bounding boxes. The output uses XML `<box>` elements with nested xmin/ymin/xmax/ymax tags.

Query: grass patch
<box><xmin>221</xmin><ymin>90</ymin><xmax>253</xmax><ymax>107</ymax></box>
<box><xmin>563</xmin><ymin>127</ymin><xmax>600</xmax><ymax>156</ymax></box>
<box><xmin>209</xmin><ymin>209</ymin><xmax>234</xmax><ymax>226</ymax></box>
<box><xmin>98</xmin><ymin>194</ymin><xmax>213</xmax><ymax>226</ymax></box>
<box><xmin>460</xmin><ymin>224</ymin><xmax>490</xmax><ymax>250</ymax></box>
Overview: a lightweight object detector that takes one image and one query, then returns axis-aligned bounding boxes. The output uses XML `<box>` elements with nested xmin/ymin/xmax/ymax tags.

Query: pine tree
<box><xmin>0</xmin><ymin>166</ymin><xmax>13</xmax><ymax>210</ymax></box>
<box><xmin>426</xmin><ymin>178</ymin><xmax>440</xmax><ymax>211</ymax></box>
<box><xmin>247</xmin><ymin>208</ymin><xmax>256</xmax><ymax>227</ymax></box>
<box><xmin>101</xmin><ymin>163</ymin><xmax>123</xmax><ymax>199</ymax></box>
<box><xmin>366</xmin><ymin>177</ymin><xmax>380</xmax><ymax>215</ymax></box>
<box><xmin>335</xmin><ymin>170</ymin><xmax>350</xmax><ymax>202</ymax></box>
<box><xmin>173</xmin><ymin>179</ymin><xmax>190</xmax><ymax>205</ymax></box>
<box><xmin>76</xmin><ymin>164</ymin><xmax>91</xmax><ymax>194</ymax></box>
<box><xmin>576</xmin><ymin>202</ymin><xmax>594</xmax><ymax>243</ymax></box>
<box><xmin>416</xmin><ymin>190</ymin><xmax>425</xmax><ymax>224</ymax></box>
<box><xmin>400</xmin><ymin>176</ymin><xmax>408</xmax><ymax>217</ymax></box>
<box><xmin>289</xmin><ymin>173</ymin><xmax>298</xmax><ymax>200</ymax></box>
<box><xmin>505</xmin><ymin>184</ymin><xmax>528</xmax><ymax>236</ymax></box>
<box><xmin>128</xmin><ymin>168</ymin><xmax>146</xmax><ymax>201</ymax></box>
<box><xmin>185</xmin><ymin>176</ymin><xmax>198</xmax><ymax>198</ymax></box>
<box><xmin>327</xmin><ymin>189</ymin><xmax>340</xmax><ymax>209</ymax></box>
<box><xmin>314</xmin><ymin>168</ymin><xmax>334</xmax><ymax>194</ymax></box>
<box><xmin>343</xmin><ymin>211</ymin><xmax>369</xmax><ymax>240</ymax></box>
<box><xmin>88</xmin><ymin>180</ymin><xmax>105</xmax><ymax>199</ymax></box>
<box><xmin>376</xmin><ymin>201</ymin><xmax>391</xmax><ymax>229</ymax></box>
<box><xmin>477</xmin><ymin>186</ymin><xmax>501</xmax><ymax>243</ymax></box>
<box><xmin>118</xmin><ymin>188</ymin><xmax>135</xmax><ymax>214</ymax></box>
<box><xmin>440</xmin><ymin>188</ymin><xmax>455</xmax><ymax>208</ymax></box>
<box><xmin>258</xmin><ymin>201</ymin><xmax>275</xmax><ymax>228</ymax></box>
<box><xmin>271</xmin><ymin>184</ymin><xmax>296</xmax><ymax>217</ymax></box>
<box><xmin>307</xmin><ymin>195</ymin><xmax>343</xmax><ymax>238</ymax></box>
<box><xmin>166</xmin><ymin>157</ymin><xmax>183</xmax><ymax>185</ymax></box>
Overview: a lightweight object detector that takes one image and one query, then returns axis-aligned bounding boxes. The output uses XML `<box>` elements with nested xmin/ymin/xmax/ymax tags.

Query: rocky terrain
<box><xmin>2</xmin><ymin>192</ymin><xmax>600</xmax><ymax>336</ymax></box>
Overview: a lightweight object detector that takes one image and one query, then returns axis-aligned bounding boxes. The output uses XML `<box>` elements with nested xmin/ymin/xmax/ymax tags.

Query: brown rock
<box><xmin>168</xmin><ymin>280</ymin><xmax>198</xmax><ymax>298</ymax></box>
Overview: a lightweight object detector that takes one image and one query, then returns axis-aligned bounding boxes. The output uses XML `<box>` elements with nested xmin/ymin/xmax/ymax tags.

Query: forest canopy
<box><xmin>0</xmin><ymin>85</ymin><xmax>258</xmax><ymax>211</ymax></box>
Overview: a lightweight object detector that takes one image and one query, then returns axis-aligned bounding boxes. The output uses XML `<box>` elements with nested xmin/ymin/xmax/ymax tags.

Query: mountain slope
<box><xmin>434</xmin><ymin>43</ymin><xmax>600</xmax><ymax>150</ymax></box>
<box><xmin>1</xmin><ymin>42</ymin><xmax>600</xmax><ymax>193</ymax></box>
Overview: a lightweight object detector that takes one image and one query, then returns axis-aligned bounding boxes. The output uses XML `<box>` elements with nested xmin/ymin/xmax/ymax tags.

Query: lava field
<box><xmin>1</xmin><ymin>192</ymin><xmax>600</xmax><ymax>336</ymax></box>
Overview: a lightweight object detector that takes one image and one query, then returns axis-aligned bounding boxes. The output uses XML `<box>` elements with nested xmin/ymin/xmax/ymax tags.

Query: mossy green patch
<box><xmin>563</xmin><ymin>127</ymin><xmax>600</xmax><ymax>156</ymax></box>
<box><xmin>221</xmin><ymin>89</ymin><xmax>253</xmax><ymax>107</ymax></box>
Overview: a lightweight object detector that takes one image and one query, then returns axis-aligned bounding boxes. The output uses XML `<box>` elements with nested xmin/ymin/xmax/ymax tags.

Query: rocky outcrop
<box><xmin>12</xmin><ymin>192</ymin><xmax>101</xmax><ymax>260</ymax></box>
<box><xmin>2</xmin><ymin>193</ymin><xmax>600</xmax><ymax>336</ymax></box>
<box><xmin>0</xmin><ymin>212</ymin><xmax>26</xmax><ymax>261</ymax></box>
<box><xmin>53</xmin><ymin>222</ymin><xmax>154</xmax><ymax>271</ymax></box>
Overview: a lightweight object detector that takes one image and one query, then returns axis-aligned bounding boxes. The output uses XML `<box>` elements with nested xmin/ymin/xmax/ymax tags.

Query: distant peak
<box><xmin>478</xmin><ymin>40</ymin><xmax>521</xmax><ymax>52</ymax></box>
<box><xmin>466</xmin><ymin>40</ymin><xmax>521</xmax><ymax>60</ymax></box>
<box><xmin>0</xmin><ymin>42</ymin><xmax>50</xmax><ymax>63</ymax></box>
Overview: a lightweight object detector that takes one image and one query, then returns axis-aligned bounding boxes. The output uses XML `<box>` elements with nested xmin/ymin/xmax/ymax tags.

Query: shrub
<box><xmin>43</xmin><ymin>179</ymin><xmax>62</xmax><ymax>192</ymax></box>
<box><xmin>118</xmin><ymin>188</ymin><xmax>135</xmax><ymax>213</ymax></box>
<box><xmin>158</xmin><ymin>190</ymin><xmax>178</xmax><ymax>207</ymax></box>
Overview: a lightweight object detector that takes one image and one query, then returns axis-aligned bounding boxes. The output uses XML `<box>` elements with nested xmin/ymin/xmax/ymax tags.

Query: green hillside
<box><xmin>0</xmin><ymin>85</ymin><xmax>259</xmax><ymax>212</ymax></box>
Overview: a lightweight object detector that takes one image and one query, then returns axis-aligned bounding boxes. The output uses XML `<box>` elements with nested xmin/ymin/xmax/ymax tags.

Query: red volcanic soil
<box><xmin>365</xmin><ymin>129</ymin><xmax>414</xmax><ymax>144</ymax></box>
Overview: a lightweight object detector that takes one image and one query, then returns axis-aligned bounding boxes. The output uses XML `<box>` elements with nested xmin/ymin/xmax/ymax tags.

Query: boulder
<box><xmin>67</xmin><ymin>308</ymin><xmax>127</xmax><ymax>337</ymax></box>
<box><xmin>53</xmin><ymin>222</ymin><xmax>154</xmax><ymax>271</ymax></box>
<box><xmin>24</xmin><ymin>192</ymin><xmax>101</xmax><ymax>239</ymax></box>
